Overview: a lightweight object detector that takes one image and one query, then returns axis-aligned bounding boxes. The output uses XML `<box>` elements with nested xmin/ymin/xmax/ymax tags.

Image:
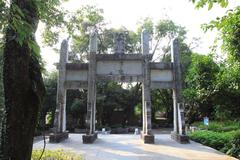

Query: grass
<box><xmin>32</xmin><ymin>149</ymin><xmax>83</xmax><ymax>160</ymax></box>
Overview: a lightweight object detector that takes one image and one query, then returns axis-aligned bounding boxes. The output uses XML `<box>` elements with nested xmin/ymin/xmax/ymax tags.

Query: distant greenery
<box><xmin>189</xmin><ymin>0</ymin><xmax>240</xmax><ymax>122</ymax></box>
<box><xmin>192</xmin><ymin>121</ymin><xmax>240</xmax><ymax>132</ymax></box>
<box><xmin>183</xmin><ymin>54</ymin><xmax>219</xmax><ymax>123</ymax></box>
<box><xmin>31</xmin><ymin>149</ymin><xmax>83</xmax><ymax>160</ymax></box>
<box><xmin>189</xmin><ymin>121</ymin><xmax>240</xmax><ymax>159</ymax></box>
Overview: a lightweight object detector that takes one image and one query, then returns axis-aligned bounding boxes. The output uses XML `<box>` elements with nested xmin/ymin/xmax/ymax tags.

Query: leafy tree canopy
<box><xmin>0</xmin><ymin>0</ymin><xmax>68</xmax><ymax>59</ymax></box>
<box><xmin>191</xmin><ymin>0</ymin><xmax>229</xmax><ymax>10</ymax></box>
<box><xmin>191</xmin><ymin>0</ymin><xmax>240</xmax><ymax>61</ymax></box>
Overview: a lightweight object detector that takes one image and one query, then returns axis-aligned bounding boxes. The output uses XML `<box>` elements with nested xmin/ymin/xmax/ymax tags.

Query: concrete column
<box><xmin>141</xmin><ymin>30</ymin><xmax>152</xmax><ymax>135</ymax></box>
<box><xmin>171</xmin><ymin>38</ymin><xmax>182</xmax><ymax>134</ymax></box>
<box><xmin>87</xmin><ymin>31</ymin><xmax>97</xmax><ymax>135</ymax></box>
<box><xmin>55</xmin><ymin>39</ymin><xmax>68</xmax><ymax>132</ymax></box>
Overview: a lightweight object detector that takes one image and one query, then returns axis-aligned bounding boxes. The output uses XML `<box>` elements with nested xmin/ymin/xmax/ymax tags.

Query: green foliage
<box><xmin>226</xmin><ymin>131</ymin><xmax>240</xmax><ymax>158</ymax></box>
<box><xmin>0</xmin><ymin>0</ymin><xmax>68</xmax><ymax>59</ymax></box>
<box><xmin>189</xmin><ymin>121</ymin><xmax>240</xmax><ymax>159</ymax></box>
<box><xmin>0</xmin><ymin>0</ymin><xmax>8</xmax><ymax>32</ymax></box>
<box><xmin>155</xmin><ymin>19</ymin><xmax>186</xmax><ymax>40</ymax></box>
<box><xmin>192</xmin><ymin>0</ymin><xmax>240</xmax><ymax>62</ymax></box>
<box><xmin>189</xmin><ymin>130</ymin><xmax>235</xmax><ymax>150</ymax></box>
<box><xmin>183</xmin><ymin>53</ymin><xmax>219</xmax><ymax>122</ymax></box>
<box><xmin>202</xmin><ymin>7</ymin><xmax>240</xmax><ymax>61</ymax></box>
<box><xmin>191</xmin><ymin>0</ymin><xmax>229</xmax><ymax>10</ymax></box>
<box><xmin>192</xmin><ymin>120</ymin><xmax>240</xmax><ymax>132</ymax></box>
<box><xmin>137</xmin><ymin>17</ymin><xmax>154</xmax><ymax>34</ymax></box>
<box><xmin>212</xmin><ymin>60</ymin><xmax>240</xmax><ymax>119</ymax></box>
<box><xmin>0</xmin><ymin>45</ymin><xmax>3</xmax><ymax>122</ymax></box>
<box><xmin>31</xmin><ymin>149</ymin><xmax>83</xmax><ymax>160</ymax></box>
<box><xmin>134</xmin><ymin>103</ymin><xmax>142</xmax><ymax>117</ymax></box>
<box><xmin>41</xmin><ymin>5</ymin><xmax>105</xmax><ymax>54</ymax></box>
<box><xmin>190</xmin><ymin>120</ymin><xmax>240</xmax><ymax>159</ymax></box>
<box><xmin>37</xmin><ymin>72</ymin><xmax>58</xmax><ymax>129</ymax></box>
<box><xmin>190</xmin><ymin>0</ymin><xmax>240</xmax><ymax>122</ymax></box>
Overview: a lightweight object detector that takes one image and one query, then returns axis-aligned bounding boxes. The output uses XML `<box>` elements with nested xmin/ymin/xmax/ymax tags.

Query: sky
<box><xmin>37</xmin><ymin>0</ymin><xmax>240</xmax><ymax>72</ymax></box>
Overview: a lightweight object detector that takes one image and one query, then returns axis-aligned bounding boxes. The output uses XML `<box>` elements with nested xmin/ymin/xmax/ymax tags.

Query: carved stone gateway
<box><xmin>49</xmin><ymin>30</ymin><xmax>189</xmax><ymax>144</ymax></box>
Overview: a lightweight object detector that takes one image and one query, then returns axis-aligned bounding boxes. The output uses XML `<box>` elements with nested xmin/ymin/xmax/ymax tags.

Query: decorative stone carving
<box><xmin>114</xmin><ymin>32</ymin><xmax>127</xmax><ymax>55</ymax></box>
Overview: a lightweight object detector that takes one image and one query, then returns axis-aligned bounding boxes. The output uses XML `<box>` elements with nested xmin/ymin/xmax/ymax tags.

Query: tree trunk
<box><xmin>1</xmin><ymin>1</ymin><xmax>45</xmax><ymax>160</ymax></box>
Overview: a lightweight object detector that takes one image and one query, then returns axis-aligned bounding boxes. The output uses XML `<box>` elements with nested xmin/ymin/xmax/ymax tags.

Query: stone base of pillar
<box><xmin>82</xmin><ymin>133</ymin><xmax>98</xmax><ymax>144</ymax></box>
<box><xmin>140</xmin><ymin>131</ymin><xmax>155</xmax><ymax>144</ymax></box>
<box><xmin>49</xmin><ymin>131</ymin><xmax>69</xmax><ymax>143</ymax></box>
<box><xmin>171</xmin><ymin>131</ymin><xmax>189</xmax><ymax>144</ymax></box>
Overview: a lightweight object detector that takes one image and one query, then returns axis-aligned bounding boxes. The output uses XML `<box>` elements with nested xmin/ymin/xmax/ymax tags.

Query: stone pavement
<box><xmin>33</xmin><ymin>134</ymin><xmax>237</xmax><ymax>160</ymax></box>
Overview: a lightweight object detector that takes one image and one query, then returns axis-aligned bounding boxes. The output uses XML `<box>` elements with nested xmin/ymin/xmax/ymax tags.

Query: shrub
<box><xmin>192</xmin><ymin>120</ymin><xmax>240</xmax><ymax>132</ymax></box>
<box><xmin>189</xmin><ymin>130</ymin><xmax>240</xmax><ymax>159</ymax></box>
<box><xmin>189</xmin><ymin>130</ymin><xmax>233</xmax><ymax>150</ymax></box>
<box><xmin>32</xmin><ymin>149</ymin><xmax>83</xmax><ymax>160</ymax></box>
<box><xmin>227</xmin><ymin>131</ymin><xmax>240</xmax><ymax>159</ymax></box>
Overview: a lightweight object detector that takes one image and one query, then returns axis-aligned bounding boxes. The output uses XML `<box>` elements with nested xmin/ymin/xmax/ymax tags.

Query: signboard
<box><xmin>203</xmin><ymin>117</ymin><xmax>209</xmax><ymax>126</ymax></box>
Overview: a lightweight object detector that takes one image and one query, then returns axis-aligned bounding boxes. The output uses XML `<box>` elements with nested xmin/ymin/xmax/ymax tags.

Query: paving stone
<box><xmin>33</xmin><ymin>134</ymin><xmax>237</xmax><ymax>160</ymax></box>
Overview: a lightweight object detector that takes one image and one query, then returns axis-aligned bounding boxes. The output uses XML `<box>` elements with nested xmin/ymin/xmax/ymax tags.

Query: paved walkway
<box><xmin>33</xmin><ymin>134</ymin><xmax>237</xmax><ymax>160</ymax></box>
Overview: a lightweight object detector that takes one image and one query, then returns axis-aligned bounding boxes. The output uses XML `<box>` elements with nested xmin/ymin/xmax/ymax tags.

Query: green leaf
<box><xmin>208</xmin><ymin>2</ymin><xmax>213</xmax><ymax>10</ymax></box>
<box><xmin>28</xmin><ymin>40</ymin><xmax>41</xmax><ymax>57</ymax></box>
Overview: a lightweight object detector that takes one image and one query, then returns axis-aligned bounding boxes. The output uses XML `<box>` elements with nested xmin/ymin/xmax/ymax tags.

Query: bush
<box><xmin>32</xmin><ymin>149</ymin><xmax>83</xmax><ymax>160</ymax></box>
<box><xmin>192</xmin><ymin>120</ymin><xmax>240</xmax><ymax>132</ymax></box>
<box><xmin>189</xmin><ymin>130</ymin><xmax>234</xmax><ymax>150</ymax></box>
<box><xmin>189</xmin><ymin>130</ymin><xmax>240</xmax><ymax>159</ymax></box>
<box><xmin>227</xmin><ymin>131</ymin><xmax>240</xmax><ymax>159</ymax></box>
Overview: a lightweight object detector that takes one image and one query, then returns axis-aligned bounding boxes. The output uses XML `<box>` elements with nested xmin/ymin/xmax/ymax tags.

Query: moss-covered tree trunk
<box><xmin>1</xmin><ymin>0</ymin><xmax>45</xmax><ymax>160</ymax></box>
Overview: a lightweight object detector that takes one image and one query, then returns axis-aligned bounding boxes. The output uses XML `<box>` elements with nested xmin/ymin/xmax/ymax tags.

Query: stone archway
<box><xmin>49</xmin><ymin>30</ymin><xmax>189</xmax><ymax>144</ymax></box>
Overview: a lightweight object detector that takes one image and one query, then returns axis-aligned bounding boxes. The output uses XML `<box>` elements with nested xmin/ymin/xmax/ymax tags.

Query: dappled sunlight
<box><xmin>134</xmin><ymin>144</ymin><xmax>235</xmax><ymax>160</ymax></box>
<box><xmin>100</xmin><ymin>148</ymin><xmax>147</xmax><ymax>157</ymax></box>
<box><xmin>33</xmin><ymin>134</ymin><xmax>237</xmax><ymax>160</ymax></box>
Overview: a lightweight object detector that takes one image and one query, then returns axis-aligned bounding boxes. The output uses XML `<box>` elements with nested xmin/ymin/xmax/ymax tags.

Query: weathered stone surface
<box><xmin>64</xmin><ymin>81</ymin><xmax>88</xmax><ymax>89</ymax></box>
<box><xmin>141</xmin><ymin>131</ymin><xmax>155</xmax><ymax>144</ymax></box>
<box><xmin>55</xmin><ymin>30</ymin><xmax>188</xmax><ymax>145</ymax></box>
<box><xmin>49</xmin><ymin>132</ymin><xmax>69</xmax><ymax>143</ymax></box>
<box><xmin>171</xmin><ymin>38</ymin><xmax>188</xmax><ymax>144</ymax></box>
<box><xmin>96</xmin><ymin>54</ymin><xmax>144</xmax><ymax>61</ymax></box>
<box><xmin>151</xmin><ymin>81</ymin><xmax>173</xmax><ymax>89</ymax></box>
<box><xmin>150</xmin><ymin>62</ymin><xmax>173</xmax><ymax>70</ymax></box>
<box><xmin>86</xmin><ymin>31</ymin><xmax>97</xmax><ymax>135</ymax></box>
<box><xmin>96</xmin><ymin>60</ymin><xmax>143</xmax><ymax>76</ymax></box>
<box><xmin>66</xmin><ymin>63</ymin><xmax>89</xmax><ymax>70</ymax></box>
<box><xmin>151</xmin><ymin>70</ymin><xmax>173</xmax><ymax>82</ymax></box>
<box><xmin>82</xmin><ymin>133</ymin><xmax>98</xmax><ymax>144</ymax></box>
<box><xmin>114</xmin><ymin>32</ymin><xmax>126</xmax><ymax>55</ymax></box>
<box><xmin>141</xmin><ymin>30</ymin><xmax>152</xmax><ymax>136</ymax></box>
<box><xmin>171</xmin><ymin>131</ymin><xmax>189</xmax><ymax>144</ymax></box>
<box><xmin>96</xmin><ymin>74</ymin><xmax>143</xmax><ymax>83</ymax></box>
<box><xmin>54</xmin><ymin>40</ymin><xmax>68</xmax><ymax>133</ymax></box>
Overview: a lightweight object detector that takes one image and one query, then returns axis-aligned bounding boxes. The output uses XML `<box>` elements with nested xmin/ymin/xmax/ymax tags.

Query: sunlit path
<box><xmin>33</xmin><ymin>134</ymin><xmax>237</xmax><ymax>160</ymax></box>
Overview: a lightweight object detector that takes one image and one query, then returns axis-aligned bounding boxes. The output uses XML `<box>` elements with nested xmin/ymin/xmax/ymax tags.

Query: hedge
<box><xmin>189</xmin><ymin>130</ymin><xmax>240</xmax><ymax>159</ymax></box>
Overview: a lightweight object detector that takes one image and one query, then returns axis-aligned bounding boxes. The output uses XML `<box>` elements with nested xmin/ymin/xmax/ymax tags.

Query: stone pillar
<box><xmin>83</xmin><ymin>31</ymin><xmax>98</xmax><ymax>143</ymax></box>
<box><xmin>56</xmin><ymin>40</ymin><xmax>68</xmax><ymax>132</ymax></box>
<box><xmin>171</xmin><ymin>38</ymin><xmax>189</xmax><ymax>144</ymax></box>
<box><xmin>141</xmin><ymin>30</ymin><xmax>154</xmax><ymax>144</ymax></box>
<box><xmin>49</xmin><ymin>40</ymin><xmax>69</xmax><ymax>143</ymax></box>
